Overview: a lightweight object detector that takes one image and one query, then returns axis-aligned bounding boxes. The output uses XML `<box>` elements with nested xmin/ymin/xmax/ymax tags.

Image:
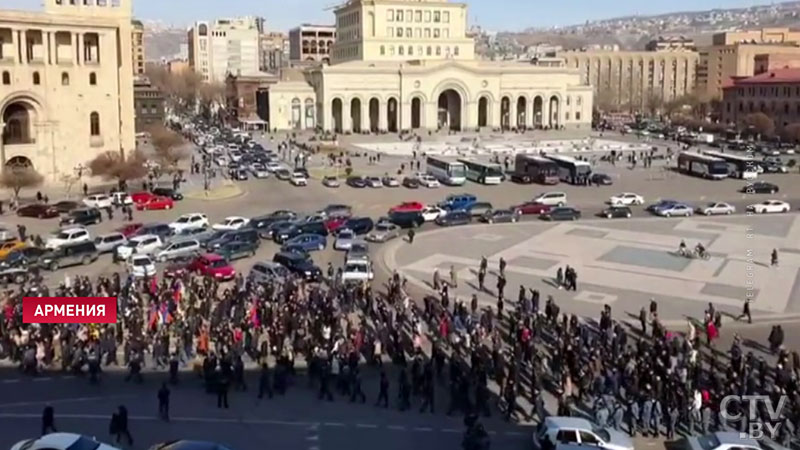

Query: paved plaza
<box><xmin>385</xmin><ymin>213</ymin><xmax>800</xmax><ymax>321</ymax></box>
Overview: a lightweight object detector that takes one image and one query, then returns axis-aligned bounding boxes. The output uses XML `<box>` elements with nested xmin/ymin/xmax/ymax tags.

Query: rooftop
<box><xmin>732</xmin><ymin>68</ymin><xmax>800</xmax><ymax>85</ymax></box>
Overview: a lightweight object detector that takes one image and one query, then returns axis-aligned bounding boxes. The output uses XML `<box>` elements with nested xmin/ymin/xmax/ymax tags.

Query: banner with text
<box><xmin>23</xmin><ymin>297</ymin><xmax>117</xmax><ymax>324</ymax></box>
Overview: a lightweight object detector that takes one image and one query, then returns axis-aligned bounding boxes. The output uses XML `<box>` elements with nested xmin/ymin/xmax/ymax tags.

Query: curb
<box><xmin>184</xmin><ymin>184</ymin><xmax>246</xmax><ymax>201</ymax></box>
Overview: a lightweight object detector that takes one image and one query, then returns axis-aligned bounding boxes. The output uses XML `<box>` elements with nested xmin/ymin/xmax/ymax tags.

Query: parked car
<box><xmin>465</xmin><ymin>202</ymin><xmax>493</xmax><ymax>217</ymax></box>
<box><xmin>115</xmin><ymin>234</ymin><xmax>163</xmax><ymax>260</ymax></box>
<box><xmin>319</xmin><ymin>204</ymin><xmax>353</xmax><ymax>218</ymax></box>
<box><xmin>435</xmin><ymin>210</ymin><xmax>471</xmax><ymax>227</ymax></box>
<box><xmin>17</xmin><ymin>204</ymin><xmax>59</xmax><ymax>219</ymax></box>
<box><xmin>10</xmin><ymin>433</ymin><xmax>121</xmax><ymax>450</ymax></box>
<box><xmin>388</xmin><ymin>211</ymin><xmax>425</xmax><ymax>229</ymax></box>
<box><xmin>533</xmin><ymin>416</ymin><xmax>633</xmax><ymax>450</ymax></box>
<box><xmin>0</xmin><ymin>239</ymin><xmax>26</xmax><ymax>259</ymax></box>
<box><xmin>216</xmin><ymin>240</ymin><xmax>258</xmax><ymax>261</ymax></box>
<box><xmin>343</xmin><ymin>217</ymin><xmax>375</xmax><ymax>235</ymax></box>
<box><xmin>440</xmin><ymin>194</ymin><xmax>477</xmax><ymax>211</ymax></box>
<box><xmin>365</xmin><ymin>176</ymin><xmax>382</xmax><ymax>188</ymax></box>
<box><xmin>341</xmin><ymin>259</ymin><xmax>374</xmax><ymax>283</ymax></box>
<box><xmin>130</xmin><ymin>191</ymin><xmax>155</xmax><ymax>204</ymax></box>
<box><xmin>366</xmin><ymin>223</ymin><xmax>400</xmax><ymax>243</ymax></box>
<box><xmin>93</xmin><ymin>233</ymin><xmax>127</xmax><ymax>254</ymax></box>
<box><xmin>127</xmin><ymin>254</ymin><xmax>156</xmax><ymax>278</ymax></box>
<box><xmin>656</xmin><ymin>203</ymin><xmax>694</xmax><ymax>217</ymax></box>
<box><xmin>322</xmin><ymin>176</ymin><xmax>340</xmax><ymax>188</ymax></box>
<box><xmin>697</xmin><ymin>202</ymin><xmax>735</xmax><ymax>215</ymax></box>
<box><xmin>40</xmin><ymin>241</ymin><xmax>99</xmax><ymax>271</ymax></box>
<box><xmin>743</xmin><ymin>181</ymin><xmax>779</xmax><ymax>194</ymax></box>
<box><xmin>169</xmin><ymin>213</ymin><xmax>209</xmax><ymax>234</ymax></box>
<box><xmin>275</xmin><ymin>169</ymin><xmax>291</xmax><ymax>180</ymax></box>
<box><xmin>59</xmin><ymin>208</ymin><xmax>102</xmax><ymax>226</ymax></box>
<box><xmin>229</xmin><ymin>168</ymin><xmax>249</xmax><ymax>181</ymax></box>
<box><xmin>390</xmin><ymin>201</ymin><xmax>425</xmax><ymax>214</ymax></box>
<box><xmin>533</xmin><ymin>191</ymin><xmax>567</xmax><ymax>206</ymax></box>
<box><xmin>117</xmin><ymin>223</ymin><xmax>144</xmax><ymax>237</ymax></box>
<box><xmin>346</xmin><ymin>176</ymin><xmax>368</xmax><ymax>188</ymax></box>
<box><xmin>601</xmin><ymin>206</ymin><xmax>632</xmax><ymax>219</ymax></box>
<box><xmin>53</xmin><ymin>201</ymin><xmax>80</xmax><ymax>213</ymax></box>
<box><xmin>46</xmin><ymin>227</ymin><xmax>91</xmax><ymax>249</ymax></box>
<box><xmin>608</xmin><ymin>192</ymin><xmax>644</xmax><ymax>206</ymax></box>
<box><xmin>541</xmin><ymin>207</ymin><xmax>581</xmax><ymax>221</ymax></box>
<box><xmin>110</xmin><ymin>192</ymin><xmax>133</xmax><ymax>206</ymax></box>
<box><xmin>418</xmin><ymin>175</ymin><xmax>440</xmax><ymax>188</ymax></box>
<box><xmin>212</xmin><ymin>216</ymin><xmax>250</xmax><ymax>231</ymax></box>
<box><xmin>747</xmin><ymin>200</ymin><xmax>791</xmax><ymax>214</ymax></box>
<box><xmin>421</xmin><ymin>205</ymin><xmax>446</xmax><ymax>221</ymax></box>
<box><xmin>334</xmin><ymin>228</ymin><xmax>357</xmax><ymax>251</ymax></box>
<box><xmin>290</xmin><ymin>171</ymin><xmax>308</xmax><ymax>186</ymax></box>
<box><xmin>251</xmin><ymin>163</ymin><xmax>270</xmax><ymax>178</ymax></box>
<box><xmin>346</xmin><ymin>242</ymin><xmax>369</xmax><ymax>262</ymax></box>
<box><xmin>154</xmin><ymin>239</ymin><xmax>201</xmax><ymax>262</ymax></box>
<box><xmin>83</xmin><ymin>194</ymin><xmax>112</xmax><ymax>209</ymax></box>
<box><xmin>136</xmin><ymin>196</ymin><xmax>174</xmax><ymax>211</ymax></box>
<box><xmin>513</xmin><ymin>202</ymin><xmax>551</xmax><ymax>216</ymax></box>
<box><xmin>646</xmin><ymin>199</ymin><xmax>680</xmax><ymax>213</ymax></box>
<box><xmin>382</xmin><ymin>176</ymin><xmax>400</xmax><ymax>187</ymax></box>
<box><xmin>590</xmin><ymin>172</ymin><xmax>613</xmax><ymax>185</ymax></box>
<box><xmin>133</xmin><ymin>223</ymin><xmax>173</xmax><ymax>241</ymax></box>
<box><xmin>675</xmin><ymin>431</ymin><xmax>766</xmax><ymax>450</ymax></box>
<box><xmin>282</xmin><ymin>233</ymin><xmax>327</xmax><ymax>252</ymax></box>
<box><xmin>402</xmin><ymin>177</ymin><xmax>420</xmax><ymax>189</ymax></box>
<box><xmin>152</xmin><ymin>187</ymin><xmax>184</xmax><ymax>201</ymax></box>
<box><xmin>481</xmin><ymin>209</ymin><xmax>519</xmax><ymax>223</ymax></box>
<box><xmin>272</xmin><ymin>251</ymin><xmax>322</xmax><ymax>281</ymax></box>
<box><xmin>207</xmin><ymin>228</ymin><xmax>259</xmax><ymax>251</ymax></box>
<box><xmin>248</xmin><ymin>261</ymin><xmax>291</xmax><ymax>285</ymax></box>
<box><xmin>189</xmin><ymin>254</ymin><xmax>235</xmax><ymax>280</ymax></box>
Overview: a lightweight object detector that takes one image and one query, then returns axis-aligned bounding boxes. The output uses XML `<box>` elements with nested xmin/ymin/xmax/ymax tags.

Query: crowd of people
<box><xmin>0</xmin><ymin>243</ymin><xmax>798</xmax><ymax>448</ymax></box>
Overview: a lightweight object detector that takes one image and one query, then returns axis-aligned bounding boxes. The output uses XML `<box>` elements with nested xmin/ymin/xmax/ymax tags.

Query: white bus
<box><xmin>457</xmin><ymin>158</ymin><xmax>504</xmax><ymax>185</ymax></box>
<box><xmin>426</xmin><ymin>156</ymin><xmax>467</xmax><ymax>186</ymax></box>
<box><xmin>702</xmin><ymin>150</ymin><xmax>759</xmax><ymax>180</ymax></box>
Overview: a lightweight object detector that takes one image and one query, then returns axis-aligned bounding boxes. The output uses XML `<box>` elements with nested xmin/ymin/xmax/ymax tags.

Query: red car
<box><xmin>513</xmin><ymin>202</ymin><xmax>552</xmax><ymax>215</ymax></box>
<box><xmin>324</xmin><ymin>216</ymin><xmax>348</xmax><ymax>233</ymax></box>
<box><xmin>116</xmin><ymin>223</ymin><xmax>144</xmax><ymax>237</ymax></box>
<box><xmin>389</xmin><ymin>201</ymin><xmax>425</xmax><ymax>213</ymax></box>
<box><xmin>131</xmin><ymin>191</ymin><xmax>155</xmax><ymax>204</ymax></box>
<box><xmin>136</xmin><ymin>196</ymin><xmax>174</xmax><ymax>211</ymax></box>
<box><xmin>189</xmin><ymin>254</ymin><xmax>235</xmax><ymax>280</ymax></box>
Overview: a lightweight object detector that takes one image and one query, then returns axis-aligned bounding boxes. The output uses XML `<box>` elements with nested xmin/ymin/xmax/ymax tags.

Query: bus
<box><xmin>426</xmin><ymin>156</ymin><xmax>466</xmax><ymax>186</ymax></box>
<box><xmin>457</xmin><ymin>158</ymin><xmax>504</xmax><ymax>185</ymax></box>
<box><xmin>702</xmin><ymin>150</ymin><xmax>759</xmax><ymax>180</ymax></box>
<box><xmin>511</xmin><ymin>154</ymin><xmax>560</xmax><ymax>185</ymax></box>
<box><xmin>677</xmin><ymin>152</ymin><xmax>729</xmax><ymax>180</ymax></box>
<box><xmin>543</xmin><ymin>154</ymin><xmax>592</xmax><ymax>184</ymax></box>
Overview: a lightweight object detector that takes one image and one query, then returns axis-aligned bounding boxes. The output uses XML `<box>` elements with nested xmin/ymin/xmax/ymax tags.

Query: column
<box><xmin>20</xmin><ymin>30</ymin><xmax>28</xmax><ymax>64</ymax></box>
<box><xmin>399</xmin><ymin>101</ymin><xmax>410</xmax><ymax>132</ymax></box>
<box><xmin>361</xmin><ymin>101</ymin><xmax>369</xmax><ymax>132</ymax></box>
<box><xmin>464</xmin><ymin>100</ymin><xmax>477</xmax><ymax>130</ymax></box>
<box><xmin>45</xmin><ymin>31</ymin><xmax>52</xmax><ymax>65</ymax></box>
<box><xmin>525</xmin><ymin>97</ymin><xmax>533</xmax><ymax>129</ymax></box>
<box><xmin>343</xmin><ymin>99</ymin><xmax>352</xmax><ymax>132</ymax></box>
<box><xmin>542</xmin><ymin>98</ymin><xmax>550</xmax><ymax>128</ymax></box>
<box><xmin>10</xmin><ymin>28</ymin><xmax>18</xmax><ymax>64</ymax></box>
<box><xmin>378</xmin><ymin>100</ymin><xmax>387</xmax><ymax>131</ymax></box>
<box><xmin>509</xmin><ymin>99</ymin><xmax>517</xmax><ymax>130</ymax></box>
<box><xmin>491</xmin><ymin>98</ymin><xmax>501</xmax><ymax>129</ymax></box>
<box><xmin>76</xmin><ymin>33</ymin><xmax>82</xmax><ymax>65</ymax></box>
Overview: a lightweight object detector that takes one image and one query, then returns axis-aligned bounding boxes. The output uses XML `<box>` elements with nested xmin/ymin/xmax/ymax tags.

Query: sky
<box><xmin>3</xmin><ymin>0</ymin><xmax>777</xmax><ymax>31</ymax></box>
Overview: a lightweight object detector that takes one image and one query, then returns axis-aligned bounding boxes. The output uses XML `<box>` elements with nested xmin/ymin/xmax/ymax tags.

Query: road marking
<box><xmin>387</xmin><ymin>425</ymin><xmax>406</xmax><ymax>431</ymax></box>
<box><xmin>441</xmin><ymin>428</ymin><xmax>460</xmax><ymax>433</ymax></box>
<box><xmin>2</xmin><ymin>379</ymin><xmax>20</xmax><ymax>383</ymax></box>
<box><xmin>355</xmin><ymin>423</ymin><xmax>378</xmax><ymax>429</ymax></box>
<box><xmin>306</xmin><ymin>436</ymin><xmax>319</xmax><ymax>441</ymax></box>
<box><xmin>33</xmin><ymin>377</ymin><xmax>52</xmax><ymax>382</ymax></box>
<box><xmin>504</xmin><ymin>431</ymin><xmax>526</xmax><ymax>436</ymax></box>
<box><xmin>413</xmin><ymin>427</ymin><xmax>433</xmax><ymax>432</ymax></box>
<box><xmin>323</xmin><ymin>422</ymin><xmax>346</xmax><ymax>427</ymax></box>
<box><xmin>0</xmin><ymin>395</ymin><xmax>137</xmax><ymax>408</ymax></box>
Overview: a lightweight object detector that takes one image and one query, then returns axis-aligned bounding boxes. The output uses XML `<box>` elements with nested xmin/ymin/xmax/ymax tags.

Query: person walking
<box><xmin>258</xmin><ymin>363</ymin><xmax>274</xmax><ymax>400</ymax></box>
<box><xmin>110</xmin><ymin>406</ymin><xmax>133</xmax><ymax>445</ymax></box>
<box><xmin>41</xmin><ymin>405</ymin><xmax>56</xmax><ymax>435</ymax></box>
<box><xmin>407</xmin><ymin>228</ymin><xmax>415</xmax><ymax>244</ymax></box>
<box><xmin>157</xmin><ymin>383</ymin><xmax>170</xmax><ymax>421</ymax></box>
<box><xmin>738</xmin><ymin>298</ymin><xmax>752</xmax><ymax>324</ymax></box>
<box><xmin>217</xmin><ymin>375</ymin><xmax>230</xmax><ymax>408</ymax></box>
<box><xmin>772</xmin><ymin>248</ymin><xmax>779</xmax><ymax>267</ymax></box>
<box><xmin>375</xmin><ymin>370</ymin><xmax>389</xmax><ymax>408</ymax></box>
<box><xmin>449</xmin><ymin>265</ymin><xmax>458</xmax><ymax>288</ymax></box>
<box><xmin>556</xmin><ymin>267</ymin><xmax>563</xmax><ymax>289</ymax></box>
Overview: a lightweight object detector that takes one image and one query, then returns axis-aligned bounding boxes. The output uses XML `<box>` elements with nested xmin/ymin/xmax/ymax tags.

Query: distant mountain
<box><xmin>143</xmin><ymin>22</ymin><xmax>187</xmax><ymax>62</ymax></box>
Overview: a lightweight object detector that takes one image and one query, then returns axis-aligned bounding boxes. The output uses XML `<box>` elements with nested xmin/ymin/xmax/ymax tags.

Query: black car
<box><xmin>388</xmin><ymin>211</ymin><xmax>425</xmax><ymax>229</ymax></box>
<box><xmin>743</xmin><ymin>181</ymin><xmax>779</xmax><ymax>194</ymax></box>
<box><xmin>40</xmin><ymin>241</ymin><xmax>99</xmax><ymax>271</ymax></box>
<box><xmin>298</xmin><ymin>220</ymin><xmax>329</xmax><ymax>236</ymax></box>
<box><xmin>480</xmin><ymin>209</ymin><xmax>519</xmax><ymax>223</ymax></box>
<box><xmin>261</xmin><ymin>220</ymin><xmax>295</xmax><ymax>240</ymax></box>
<box><xmin>758</xmin><ymin>161</ymin><xmax>789</xmax><ymax>174</ymax></box>
<box><xmin>402</xmin><ymin>177</ymin><xmax>420</xmax><ymax>189</ymax></box>
<box><xmin>541</xmin><ymin>207</ymin><xmax>581</xmax><ymax>221</ymax></box>
<box><xmin>229</xmin><ymin>168</ymin><xmax>248</xmax><ymax>180</ymax></box>
<box><xmin>344</xmin><ymin>217</ymin><xmax>375</xmax><ymax>235</ymax></box>
<box><xmin>346</xmin><ymin>176</ymin><xmax>368</xmax><ymax>188</ymax></box>
<box><xmin>435</xmin><ymin>211</ymin><xmax>471</xmax><ymax>227</ymax></box>
<box><xmin>601</xmin><ymin>205</ymin><xmax>632</xmax><ymax>219</ymax></box>
<box><xmin>152</xmin><ymin>187</ymin><xmax>184</xmax><ymax>201</ymax></box>
<box><xmin>135</xmin><ymin>223</ymin><xmax>174</xmax><ymax>241</ymax></box>
<box><xmin>216</xmin><ymin>240</ymin><xmax>258</xmax><ymax>261</ymax></box>
<box><xmin>53</xmin><ymin>201</ymin><xmax>80</xmax><ymax>213</ymax></box>
<box><xmin>590</xmin><ymin>172</ymin><xmax>613</xmax><ymax>185</ymax></box>
<box><xmin>13</xmin><ymin>247</ymin><xmax>47</xmax><ymax>267</ymax></box>
<box><xmin>207</xmin><ymin>228</ymin><xmax>259</xmax><ymax>250</ymax></box>
<box><xmin>59</xmin><ymin>208</ymin><xmax>102</xmax><ymax>226</ymax></box>
<box><xmin>273</xmin><ymin>251</ymin><xmax>322</xmax><ymax>281</ymax></box>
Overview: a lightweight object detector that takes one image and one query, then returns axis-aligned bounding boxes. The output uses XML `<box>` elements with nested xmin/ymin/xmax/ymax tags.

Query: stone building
<box><xmin>244</xmin><ymin>0</ymin><xmax>592</xmax><ymax>132</ymax></box>
<box><xmin>133</xmin><ymin>76</ymin><xmax>164</xmax><ymax>132</ymax></box>
<box><xmin>288</xmin><ymin>25</ymin><xmax>337</xmax><ymax>64</ymax></box>
<box><xmin>132</xmin><ymin>19</ymin><xmax>144</xmax><ymax>75</ymax></box>
<box><xmin>188</xmin><ymin>17</ymin><xmax>260</xmax><ymax>83</ymax></box>
<box><xmin>721</xmin><ymin>68</ymin><xmax>800</xmax><ymax>131</ymax></box>
<box><xmin>0</xmin><ymin>0</ymin><xmax>135</xmax><ymax>181</ymax></box>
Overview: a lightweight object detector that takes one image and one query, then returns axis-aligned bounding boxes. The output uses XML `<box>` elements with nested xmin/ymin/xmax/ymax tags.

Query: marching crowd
<box><xmin>0</xmin><ymin>255</ymin><xmax>798</xmax><ymax>449</ymax></box>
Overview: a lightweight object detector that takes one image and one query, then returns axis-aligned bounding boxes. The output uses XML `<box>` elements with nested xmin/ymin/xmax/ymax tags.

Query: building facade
<box><xmin>188</xmin><ymin>17</ymin><xmax>260</xmax><ymax>83</ymax></box>
<box><xmin>558</xmin><ymin>50</ymin><xmax>698</xmax><ymax>110</ymax></box>
<box><xmin>712</xmin><ymin>28</ymin><xmax>800</xmax><ymax>46</ymax></box>
<box><xmin>132</xmin><ymin>19</ymin><xmax>144</xmax><ymax>75</ymax></box>
<box><xmin>260</xmin><ymin>31</ymin><xmax>287</xmax><ymax>73</ymax></box>
<box><xmin>0</xmin><ymin>0</ymin><xmax>135</xmax><ymax>181</ymax></box>
<box><xmin>721</xmin><ymin>68</ymin><xmax>800</xmax><ymax>131</ymax></box>
<box><xmin>754</xmin><ymin>53</ymin><xmax>800</xmax><ymax>75</ymax></box>
<box><xmin>256</xmin><ymin>0</ymin><xmax>592</xmax><ymax>132</ymax></box>
<box><xmin>133</xmin><ymin>76</ymin><xmax>164</xmax><ymax>132</ymax></box>
<box><xmin>288</xmin><ymin>25</ymin><xmax>336</xmax><ymax>63</ymax></box>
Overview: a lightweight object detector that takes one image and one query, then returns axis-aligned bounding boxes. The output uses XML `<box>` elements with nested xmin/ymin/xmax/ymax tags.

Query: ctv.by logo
<box><xmin>720</xmin><ymin>395</ymin><xmax>788</xmax><ymax>440</ymax></box>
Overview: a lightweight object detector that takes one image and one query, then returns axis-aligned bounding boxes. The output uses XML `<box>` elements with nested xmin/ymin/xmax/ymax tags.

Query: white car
<box><xmin>533</xmin><ymin>417</ymin><xmax>633</xmax><ymax>450</ymax></box>
<box><xmin>697</xmin><ymin>202</ymin><xmax>736</xmax><ymax>215</ymax></box>
<box><xmin>215</xmin><ymin>155</ymin><xmax>229</xmax><ymax>167</ymax></box>
<box><xmin>418</xmin><ymin>174</ymin><xmax>440</xmax><ymax>188</ymax></box>
<box><xmin>265</xmin><ymin>161</ymin><xmax>283</xmax><ymax>172</ymax></box>
<box><xmin>290</xmin><ymin>171</ymin><xmax>308</xmax><ymax>186</ymax></box>
<box><xmin>115</xmin><ymin>234</ymin><xmax>163</xmax><ymax>260</ymax></box>
<box><xmin>366</xmin><ymin>177</ymin><xmax>383</xmax><ymax>188</ymax></box>
<box><xmin>421</xmin><ymin>206</ymin><xmax>446</xmax><ymax>222</ymax></box>
<box><xmin>212</xmin><ymin>216</ymin><xmax>250</xmax><ymax>231</ymax></box>
<box><xmin>83</xmin><ymin>194</ymin><xmax>112</xmax><ymax>209</ymax></box>
<box><xmin>747</xmin><ymin>200</ymin><xmax>791</xmax><ymax>214</ymax></box>
<box><xmin>128</xmin><ymin>254</ymin><xmax>156</xmax><ymax>278</ymax></box>
<box><xmin>169</xmin><ymin>213</ymin><xmax>209</xmax><ymax>234</ymax></box>
<box><xmin>334</xmin><ymin>228</ymin><xmax>356</xmax><ymax>251</ymax></box>
<box><xmin>110</xmin><ymin>192</ymin><xmax>133</xmax><ymax>206</ymax></box>
<box><xmin>609</xmin><ymin>192</ymin><xmax>644</xmax><ymax>206</ymax></box>
<box><xmin>46</xmin><ymin>227</ymin><xmax>91</xmax><ymax>249</ymax></box>
<box><xmin>656</xmin><ymin>203</ymin><xmax>694</xmax><ymax>217</ymax></box>
<box><xmin>251</xmin><ymin>163</ymin><xmax>270</xmax><ymax>179</ymax></box>
<box><xmin>382</xmin><ymin>176</ymin><xmax>400</xmax><ymax>187</ymax></box>
<box><xmin>341</xmin><ymin>259</ymin><xmax>374</xmax><ymax>282</ymax></box>
<box><xmin>11</xmin><ymin>433</ymin><xmax>121</xmax><ymax>450</ymax></box>
<box><xmin>533</xmin><ymin>191</ymin><xmax>568</xmax><ymax>207</ymax></box>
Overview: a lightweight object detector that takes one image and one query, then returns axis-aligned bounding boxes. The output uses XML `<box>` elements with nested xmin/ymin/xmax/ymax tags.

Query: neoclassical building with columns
<box><xmin>0</xmin><ymin>0</ymin><xmax>135</xmax><ymax>181</ymax></box>
<box><xmin>262</xmin><ymin>0</ymin><xmax>593</xmax><ymax>133</ymax></box>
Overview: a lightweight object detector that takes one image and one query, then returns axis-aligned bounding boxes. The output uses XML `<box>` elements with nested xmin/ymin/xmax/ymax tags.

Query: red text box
<box><xmin>23</xmin><ymin>297</ymin><xmax>117</xmax><ymax>324</ymax></box>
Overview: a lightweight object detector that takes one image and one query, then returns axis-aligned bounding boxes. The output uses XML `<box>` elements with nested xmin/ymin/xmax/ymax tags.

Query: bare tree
<box><xmin>88</xmin><ymin>150</ymin><xmax>148</xmax><ymax>185</ymax></box>
<box><xmin>744</xmin><ymin>112</ymin><xmax>775</xmax><ymax>139</ymax></box>
<box><xmin>59</xmin><ymin>173</ymin><xmax>79</xmax><ymax>198</ymax></box>
<box><xmin>780</xmin><ymin>122</ymin><xmax>800</xmax><ymax>143</ymax></box>
<box><xmin>147</xmin><ymin>125</ymin><xmax>188</xmax><ymax>173</ymax></box>
<box><xmin>0</xmin><ymin>163</ymin><xmax>44</xmax><ymax>203</ymax></box>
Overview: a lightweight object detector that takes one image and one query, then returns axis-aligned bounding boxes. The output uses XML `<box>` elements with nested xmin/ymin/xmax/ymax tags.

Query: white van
<box><xmin>533</xmin><ymin>192</ymin><xmax>568</xmax><ymax>207</ymax></box>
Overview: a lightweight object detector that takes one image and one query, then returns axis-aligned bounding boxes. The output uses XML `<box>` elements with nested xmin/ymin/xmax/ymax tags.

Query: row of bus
<box><xmin>425</xmin><ymin>154</ymin><xmax>591</xmax><ymax>186</ymax></box>
<box><xmin>677</xmin><ymin>151</ymin><xmax>775</xmax><ymax>181</ymax></box>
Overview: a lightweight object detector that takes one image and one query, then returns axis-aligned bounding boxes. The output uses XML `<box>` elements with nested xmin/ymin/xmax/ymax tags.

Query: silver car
<box><xmin>534</xmin><ymin>417</ymin><xmax>633</xmax><ymax>450</ymax></box>
<box><xmin>248</xmin><ymin>261</ymin><xmax>291</xmax><ymax>284</ymax></box>
<box><xmin>346</xmin><ymin>241</ymin><xmax>369</xmax><ymax>262</ymax></box>
<box><xmin>334</xmin><ymin>228</ymin><xmax>356</xmax><ymax>251</ymax></box>
<box><xmin>154</xmin><ymin>239</ymin><xmax>201</xmax><ymax>262</ymax></box>
<box><xmin>366</xmin><ymin>223</ymin><xmax>400</xmax><ymax>243</ymax></box>
<box><xmin>94</xmin><ymin>233</ymin><xmax>127</xmax><ymax>254</ymax></box>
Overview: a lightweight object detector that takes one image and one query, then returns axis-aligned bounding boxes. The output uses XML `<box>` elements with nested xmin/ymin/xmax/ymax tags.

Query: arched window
<box><xmin>380</xmin><ymin>45</ymin><xmax>385</xmax><ymax>56</ymax></box>
<box><xmin>1</xmin><ymin>71</ymin><xmax>9</xmax><ymax>85</ymax></box>
<box><xmin>566</xmin><ymin>96</ymin><xmax>571</xmax><ymax>106</ymax></box>
<box><xmin>453</xmin><ymin>46</ymin><xmax>459</xmax><ymax>56</ymax></box>
<box><xmin>436</xmin><ymin>46</ymin><xmax>441</xmax><ymax>56</ymax></box>
<box><xmin>398</xmin><ymin>46</ymin><xmax>404</xmax><ymax>56</ymax></box>
<box><xmin>408</xmin><ymin>46</ymin><xmax>413</xmax><ymax>56</ymax></box>
<box><xmin>426</xmin><ymin>46</ymin><xmax>432</xmax><ymax>56</ymax></box>
<box><xmin>198</xmin><ymin>24</ymin><xmax>208</xmax><ymax>36</ymax></box>
<box><xmin>576</xmin><ymin>96</ymin><xmax>582</xmax><ymax>106</ymax></box>
<box><xmin>32</xmin><ymin>72</ymin><xmax>40</xmax><ymax>85</ymax></box>
<box><xmin>90</xmin><ymin>112</ymin><xmax>100</xmax><ymax>136</ymax></box>
<box><xmin>61</xmin><ymin>72</ymin><xmax>69</xmax><ymax>86</ymax></box>
<box><xmin>89</xmin><ymin>72</ymin><xmax>97</xmax><ymax>85</ymax></box>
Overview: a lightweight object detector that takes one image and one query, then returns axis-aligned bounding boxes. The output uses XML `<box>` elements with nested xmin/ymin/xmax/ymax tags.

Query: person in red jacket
<box><xmin>706</xmin><ymin>320</ymin><xmax>719</xmax><ymax>346</ymax></box>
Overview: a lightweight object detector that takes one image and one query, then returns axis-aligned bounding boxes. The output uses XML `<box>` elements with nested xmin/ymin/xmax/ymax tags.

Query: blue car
<box><xmin>646</xmin><ymin>199</ymin><xmax>680</xmax><ymax>214</ymax></box>
<box><xmin>438</xmin><ymin>193</ymin><xmax>477</xmax><ymax>212</ymax></box>
<box><xmin>281</xmin><ymin>233</ymin><xmax>327</xmax><ymax>252</ymax></box>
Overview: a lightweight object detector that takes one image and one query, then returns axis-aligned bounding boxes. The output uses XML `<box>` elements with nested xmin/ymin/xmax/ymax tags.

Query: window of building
<box><xmin>1</xmin><ymin>71</ymin><xmax>9</xmax><ymax>85</ymax></box>
<box><xmin>566</xmin><ymin>112</ymin><xmax>570</xmax><ymax>121</ymax></box>
<box><xmin>405</xmin><ymin>10</ymin><xmax>412</xmax><ymax>21</ymax></box>
<box><xmin>566</xmin><ymin>96</ymin><xmax>571</xmax><ymax>106</ymax></box>
<box><xmin>90</xmin><ymin>112</ymin><xmax>100</xmax><ymax>136</ymax></box>
<box><xmin>425</xmin><ymin>28</ymin><xmax>431</xmax><ymax>38</ymax></box>
<box><xmin>397</xmin><ymin>27</ymin><xmax>403</xmax><ymax>37</ymax></box>
<box><xmin>396</xmin><ymin>10</ymin><xmax>403</xmax><ymax>21</ymax></box>
<box><xmin>408</xmin><ymin>46</ymin><xmax>413</xmax><ymax>56</ymax></box>
<box><xmin>387</xmin><ymin>9</ymin><xmax>394</xmax><ymax>21</ymax></box>
<box><xmin>388</xmin><ymin>27</ymin><xmax>394</xmax><ymax>37</ymax></box>
<box><xmin>415</xmin><ymin>10</ymin><xmax>422</xmax><ymax>22</ymax></box>
<box><xmin>427</xmin><ymin>46</ymin><xmax>432</xmax><ymax>56</ymax></box>
<box><xmin>443</xmin><ymin>11</ymin><xmax>450</xmax><ymax>22</ymax></box>
<box><xmin>32</xmin><ymin>72</ymin><xmax>40</xmax><ymax>85</ymax></box>
<box><xmin>785</xmin><ymin>104</ymin><xmax>790</xmax><ymax>114</ymax></box>
<box><xmin>425</xmin><ymin>11</ymin><xmax>431</xmax><ymax>22</ymax></box>
<box><xmin>418</xmin><ymin>45</ymin><xmax>423</xmax><ymax>56</ymax></box>
<box><xmin>380</xmin><ymin>45</ymin><xmax>385</xmax><ymax>56</ymax></box>
<box><xmin>436</xmin><ymin>46</ymin><xmax>441</xmax><ymax>56</ymax></box>
<box><xmin>434</xmin><ymin>11</ymin><xmax>441</xmax><ymax>22</ymax></box>
<box><xmin>389</xmin><ymin>45</ymin><xmax>395</xmax><ymax>56</ymax></box>
<box><xmin>576</xmin><ymin>112</ymin><xmax>581</xmax><ymax>121</ymax></box>
<box><xmin>738</xmin><ymin>103</ymin><xmax>743</xmax><ymax>112</ymax></box>
<box><xmin>398</xmin><ymin>46</ymin><xmax>404</xmax><ymax>56</ymax></box>
<box><xmin>61</xmin><ymin>72</ymin><xmax>69</xmax><ymax>86</ymax></box>
<box><xmin>453</xmin><ymin>46</ymin><xmax>459</xmax><ymax>56</ymax></box>
<box><xmin>576</xmin><ymin>96</ymin><xmax>582</xmax><ymax>106</ymax></box>
<box><xmin>89</xmin><ymin>72</ymin><xmax>97</xmax><ymax>85</ymax></box>
<box><xmin>434</xmin><ymin>29</ymin><xmax>440</xmax><ymax>38</ymax></box>
<box><xmin>405</xmin><ymin>28</ymin><xmax>411</xmax><ymax>37</ymax></box>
